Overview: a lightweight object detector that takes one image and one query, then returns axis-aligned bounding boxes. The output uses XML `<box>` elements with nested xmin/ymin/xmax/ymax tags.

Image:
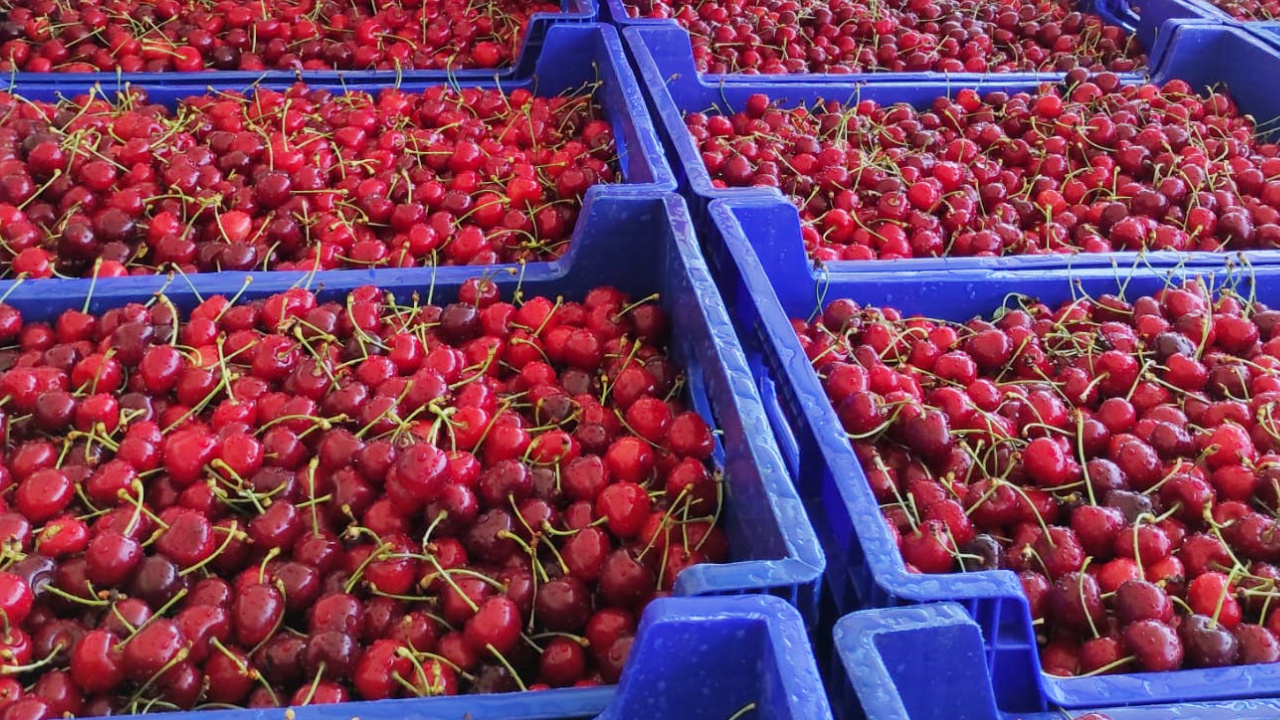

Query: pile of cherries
<box><xmin>1130</xmin><ymin>0</ymin><xmax>1280</xmax><ymax>21</ymax></box>
<box><xmin>0</xmin><ymin>0</ymin><xmax>562</xmax><ymax>72</ymax></box>
<box><xmin>798</xmin><ymin>277</ymin><xmax>1280</xmax><ymax>674</ymax></box>
<box><xmin>0</xmin><ymin>278</ymin><xmax>727</xmax><ymax>716</ymax></box>
<box><xmin>626</xmin><ymin>0</ymin><xmax>1143</xmax><ymax>74</ymax></box>
<box><xmin>688</xmin><ymin>70</ymin><xmax>1280</xmax><ymax>261</ymax></box>
<box><xmin>1209</xmin><ymin>0</ymin><xmax>1280</xmax><ymax>19</ymax></box>
<box><xmin>0</xmin><ymin>83</ymin><xmax>617</xmax><ymax>278</ymax></box>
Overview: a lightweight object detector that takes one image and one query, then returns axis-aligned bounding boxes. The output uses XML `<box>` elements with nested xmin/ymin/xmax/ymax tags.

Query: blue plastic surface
<box><xmin>2</xmin><ymin>25</ymin><xmax>677</xmax><ymax>277</ymax></box>
<box><xmin>604</xmin><ymin>0</ymin><xmax>1151</xmax><ymax>83</ymax></box>
<box><xmin>1099</xmin><ymin>0</ymin><xmax>1239</xmax><ymax>55</ymax></box>
<box><xmin>834</xmin><ymin>603</ymin><xmax>1280</xmax><ymax>720</ymax></box>
<box><xmin>625</xmin><ymin>21</ymin><xmax>1280</xmax><ymax>275</ymax></box>
<box><xmin>0</xmin><ymin>191</ymin><xmax>824</xmax><ymax>633</ymax></box>
<box><xmin>0</xmin><ymin>0</ymin><xmax>596</xmax><ymax>86</ymax></box>
<box><xmin>1112</xmin><ymin>2</ymin><xmax>1280</xmax><ymax>61</ymax></box>
<box><xmin>706</xmin><ymin>195</ymin><xmax>1280</xmax><ymax>713</ymax></box>
<box><xmin>1252</xmin><ymin>20</ymin><xmax>1280</xmax><ymax>42</ymax></box>
<box><xmin>1105</xmin><ymin>0</ymin><xmax>1280</xmax><ymax>56</ymax></box>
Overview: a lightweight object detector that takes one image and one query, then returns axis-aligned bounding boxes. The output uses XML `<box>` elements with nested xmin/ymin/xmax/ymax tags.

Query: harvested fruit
<box><xmin>796</xmin><ymin>276</ymin><xmax>1280</xmax><ymax>675</ymax></box>
<box><xmin>1130</xmin><ymin>0</ymin><xmax>1279</xmax><ymax>21</ymax></box>
<box><xmin>0</xmin><ymin>83</ymin><xmax>617</xmax><ymax>277</ymax></box>
<box><xmin>0</xmin><ymin>279</ymin><xmax>727</xmax><ymax>710</ymax></box>
<box><xmin>688</xmin><ymin>71</ymin><xmax>1280</xmax><ymax>261</ymax></box>
<box><xmin>626</xmin><ymin>0</ymin><xmax>1143</xmax><ymax>74</ymax></box>
<box><xmin>0</xmin><ymin>0</ymin><xmax>562</xmax><ymax>72</ymax></box>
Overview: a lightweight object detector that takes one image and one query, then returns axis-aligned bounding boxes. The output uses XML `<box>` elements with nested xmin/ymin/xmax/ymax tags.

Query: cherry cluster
<box><xmin>1132</xmin><ymin>0</ymin><xmax>1280</xmax><ymax>20</ymax></box>
<box><xmin>797</xmin><ymin>278</ymin><xmax>1280</xmax><ymax>674</ymax></box>
<box><xmin>0</xmin><ymin>83</ymin><xmax>617</xmax><ymax>278</ymax></box>
<box><xmin>626</xmin><ymin>0</ymin><xmax>1143</xmax><ymax>74</ymax></box>
<box><xmin>688</xmin><ymin>71</ymin><xmax>1280</xmax><ymax>261</ymax></box>
<box><xmin>0</xmin><ymin>0</ymin><xmax>562</xmax><ymax>73</ymax></box>
<box><xmin>1209</xmin><ymin>0</ymin><xmax>1280</xmax><ymax>19</ymax></box>
<box><xmin>0</xmin><ymin>279</ymin><xmax>727</xmax><ymax>717</ymax></box>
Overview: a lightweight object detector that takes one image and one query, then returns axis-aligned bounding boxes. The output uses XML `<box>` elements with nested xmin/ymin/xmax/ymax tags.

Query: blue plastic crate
<box><xmin>1098</xmin><ymin>0</ymin><xmax>1237</xmax><ymax>55</ymax></box>
<box><xmin>604</xmin><ymin>0</ymin><xmax>1150</xmax><ymax>81</ymax></box>
<box><xmin>834</xmin><ymin>603</ymin><xmax>1280</xmax><ymax>720</ymax></box>
<box><xmin>706</xmin><ymin>195</ymin><xmax>1280</xmax><ymax>713</ymax></box>
<box><xmin>20</xmin><ymin>595</ymin><xmax>828</xmax><ymax>720</ymax></box>
<box><xmin>0</xmin><ymin>0</ymin><xmax>596</xmax><ymax>86</ymax></box>
<box><xmin>0</xmin><ymin>24</ymin><xmax>677</xmax><ymax>278</ymax></box>
<box><xmin>625</xmin><ymin>21</ymin><xmax>1280</xmax><ymax>275</ymax></box>
<box><xmin>1105</xmin><ymin>0</ymin><xmax>1280</xmax><ymax>53</ymax></box>
<box><xmin>0</xmin><ymin>191</ymin><xmax>824</xmax><ymax>629</ymax></box>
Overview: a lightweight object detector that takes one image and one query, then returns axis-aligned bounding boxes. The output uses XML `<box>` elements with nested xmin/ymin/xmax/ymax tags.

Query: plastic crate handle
<box><xmin>759</xmin><ymin>375</ymin><xmax>801</xmax><ymax>482</ymax></box>
<box><xmin>835</xmin><ymin>604</ymin><xmax>1001</xmax><ymax>720</ymax></box>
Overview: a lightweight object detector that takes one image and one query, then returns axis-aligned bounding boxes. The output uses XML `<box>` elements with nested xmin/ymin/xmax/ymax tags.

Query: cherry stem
<box><xmin>1210</xmin><ymin>566</ymin><xmax>1241</xmax><ymax>629</ymax></box>
<box><xmin>297</xmin><ymin>663</ymin><xmax>326</xmax><ymax>706</ymax></box>
<box><xmin>179</xmin><ymin>520</ymin><xmax>243</xmax><ymax>577</ymax></box>
<box><xmin>421</xmin><ymin>556</ymin><xmax>479</xmax><ymax>613</ymax></box>
<box><xmin>127</xmin><ymin>646</ymin><xmax>191</xmax><ymax>708</ymax></box>
<box><xmin>485</xmin><ymin>644</ymin><xmax>527</xmax><ymax>692</ymax></box>
<box><xmin>0</xmin><ymin>647</ymin><xmax>62</xmax><ymax>675</ymax></box>
<box><xmin>345</xmin><ymin>542</ymin><xmax>388</xmax><ymax>594</ymax></box>
<box><xmin>42</xmin><ymin>583</ymin><xmax>109</xmax><ymax>606</ymax></box>
<box><xmin>1075</xmin><ymin>654</ymin><xmax>1136</xmax><ymax>677</ymax></box>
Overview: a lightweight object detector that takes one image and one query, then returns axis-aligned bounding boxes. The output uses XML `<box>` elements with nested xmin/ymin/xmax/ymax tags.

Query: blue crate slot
<box><xmin>624</xmin><ymin>21</ymin><xmax>1280</xmax><ymax>276</ymax></box>
<box><xmin>604</xmin><ymin>0</ymin><xmax>1152</xmax><ymax>82</ymax></box>
<box><xmin>707</xmin><ymin>194</ymin><xmax>1280</xmax><ymax>712</ymax></box>
<box><xmin>0</xmin><ymin>191</ymin><xmax>824</xmax><ymax>629</ymax></box>
<box><xmin>1</xmin><ymin>24</ymin><xmax>677</xmax><ymax>278</ymax></box>
<box><xmin>833</xmin><ymin>603</ymin><xmax>1280</xmax><ymax>720</ymax></box>
<box><xmin>0</xmin><ymin>0</ymin><xmax>596</xmax><ymax>86</ymax></box>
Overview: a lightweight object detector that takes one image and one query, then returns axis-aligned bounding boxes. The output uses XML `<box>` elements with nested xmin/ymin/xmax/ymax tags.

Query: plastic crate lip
<box><xmin>0</xmin><ymin>0</ymin><xmax>598</xmax><ymax>84</ymax></box>
<box><xmin>626</xmin><ymin>21</ymin><xmax>1280</xmax><ymax>275</ymax></box>
<box><xmin>640</xmin><ymin>593</ymin><xmax>810</xmax><ymax>626</ymax></box>
<box><xmin>1209</xmin><ymin>22</ymin><xmax>1280</xmax><ymax>71</ymax></box>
